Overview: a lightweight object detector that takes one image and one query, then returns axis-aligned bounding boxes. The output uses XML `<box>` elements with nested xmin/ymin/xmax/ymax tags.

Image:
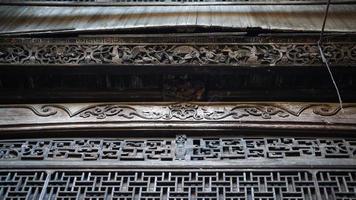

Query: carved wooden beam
<box><xmin>1</xmin><ymin>102</ymin><xmax>356</xmax><ymax>132</ymax></box>
<box><xmin>1</xmin><ymin>35</ymin><xmax>355</xmax><ymax>66</ymax></box>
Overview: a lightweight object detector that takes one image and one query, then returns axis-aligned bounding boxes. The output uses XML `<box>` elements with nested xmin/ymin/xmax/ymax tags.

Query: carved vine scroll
<box><xmin>1</xmin><ymin>36</ymin><xmax>355</xmax><ymax>66</ymax></box>
<box><xmin>1</xmin><ymin>103</ymin><xmax>353</xmax><ymax>120</ymax></box>
<box><xmin>1</xmin><ymin>102</ymin><xmax>355</xmax><ymax>131</ymax></box>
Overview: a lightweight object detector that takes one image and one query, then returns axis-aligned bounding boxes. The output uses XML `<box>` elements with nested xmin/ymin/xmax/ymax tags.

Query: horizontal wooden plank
<box><xmin>0</xmin><ymin>102</ymin><xmax>355</xmax><ymax>132</ymax></box>
<box><xmin>2</xmin><ymin>0</ymin><xmax>356</xmax><ymax>6</ymax></box>
<box><xmin>1</xmin><ymin>35</ymin><xmax>355</xmax><ymax>66</ymax></box>
<box><xmin>0</xmin><ymin>4</ymin><xmax>355</xmax><ymax>34</ymax></box>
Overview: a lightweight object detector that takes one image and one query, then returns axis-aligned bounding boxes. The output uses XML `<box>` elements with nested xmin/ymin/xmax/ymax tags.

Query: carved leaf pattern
<box><xmin>12</xmin><ymin>103</ymin><xmax>353</xmax><ymax>120</ymax></box>
<box><xmin>1</xmin><ymin>43</ymin><xmax>355</xmax><ymax>65</ymax></box>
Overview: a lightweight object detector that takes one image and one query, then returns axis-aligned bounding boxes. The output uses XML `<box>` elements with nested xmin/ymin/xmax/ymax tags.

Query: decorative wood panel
<box><xmin>1</xmin><ymin>169</ymin><xmax>355</xmax><ymax>200</ymax></box>
<box><xmin>1</xmin><ymin>35</ymin><xmax>356</xmax><ymax>66</ymax></box>
<box><xmin>1</xmin><ymin>102</ymin><xmax>356</xmax><ymax>132</ymax></box>
<box><xmin>1</xmin><ymin>136</ymin><xmax>356</xmax><ymax>168</ymax></box>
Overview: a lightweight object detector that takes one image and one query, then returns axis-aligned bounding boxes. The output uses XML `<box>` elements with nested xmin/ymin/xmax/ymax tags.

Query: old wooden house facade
<box><xmin>0</xmin><ymin>0</ymin><xmax>356</xmax><ymax>199</ymax></box>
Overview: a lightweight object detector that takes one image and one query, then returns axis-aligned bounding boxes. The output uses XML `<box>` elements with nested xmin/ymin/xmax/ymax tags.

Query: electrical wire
<box><xmin>317</xmin><ymin>0</ymin><xmax>344</xmax><ymax>111</ymax></box>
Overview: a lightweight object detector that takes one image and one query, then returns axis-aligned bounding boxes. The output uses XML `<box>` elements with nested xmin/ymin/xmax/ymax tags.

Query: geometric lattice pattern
<box><xmin>0</xmin><ymin>171</ymin><xmax>46</xmax><ymax>200</ymax></box>
<box><xmin>0</xmin><ymin>170</ymin><xmax>355</xmax><ymax>200</ymax></box>
<box><xmin>45</xmin><ymin>171</ymin><xmax>317</xmax><ymax>200</ymax></box>
<box><xmin>1</xmin><ymin>137</ymin><xmax>355</xmax><ymax>161</ymax></box>
<box><xmin>317</xmin><ymin>171</ymin><xmax>356</xmax><ymax>200</ymax></box>
<box><xmin>190</xmin><ymin>137</ymin><xmax>356</xmax><ymax>160</ymax></box>
<box><xmin>1</xmin><ymin>137</ymin><xmax>355</xmax><ymax>199</ymax></box>
<box><xmin>0</xmin><ymin>139</ymin><xmax>174</xmax><ymax>161</ymax></box>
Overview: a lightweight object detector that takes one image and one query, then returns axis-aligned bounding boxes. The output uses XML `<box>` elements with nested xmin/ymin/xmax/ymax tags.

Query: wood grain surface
<box><xmin>0</xmin><ymin>4</ymin><xmax>355</xmax><ymax>34</ymax></box>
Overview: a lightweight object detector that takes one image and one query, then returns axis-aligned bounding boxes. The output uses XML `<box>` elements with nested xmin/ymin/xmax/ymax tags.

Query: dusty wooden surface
<box><xmin>0</xmin><ymin>102</ymin><xmax>356</xmax><ymax>132</ymax></box>
<box><xmin>0</xmin><ymin>4</ymin><xmax>356</xmax><ymax>34</ymax></box>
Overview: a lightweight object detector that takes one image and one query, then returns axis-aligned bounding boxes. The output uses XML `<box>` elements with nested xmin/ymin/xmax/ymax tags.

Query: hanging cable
<box><xmin>317</xmin><ymin>0</ymin><xmax>344</xmax><ymax>111</ymax></box>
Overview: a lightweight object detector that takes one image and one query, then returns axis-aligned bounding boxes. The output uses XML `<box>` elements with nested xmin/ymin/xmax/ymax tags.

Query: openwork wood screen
<box><xmin>0</xmin><ymin>0</ymin><xmax>356</xmax><ymax>200</ymax></box>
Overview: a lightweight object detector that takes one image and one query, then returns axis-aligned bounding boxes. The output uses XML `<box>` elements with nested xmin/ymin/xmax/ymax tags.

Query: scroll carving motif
<box><xmin>1</xmin><ymin>42</ymin><xmax>355</xmax><ymax>66</ymax></box>
<box><xmin>5</xmin><ymin>103</ymin><xmax>353</xmax><ymax>120</ymax></box>
<box><xmin>0</xmin><ymin>103</ymin><xmax>352</xmax><ymax>123</ymax></box>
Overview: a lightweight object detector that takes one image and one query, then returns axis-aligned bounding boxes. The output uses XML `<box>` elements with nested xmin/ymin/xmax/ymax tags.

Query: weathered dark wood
<box><xmin>1</xmin><ymin>65</ymin><xmax>356</xmax><ymax>103</ymax></box>
<box><xmin>0</xmin><ymin>169</ymin><xmax>355</xmax><ymax>199</ymax></box>
<box><xmin>0</xmin><ymin>34</ymin><xmax>355</xmax><ymax>103</ymax></box>
<box><xmin>1</xmin><ymin>135</ymin><xmax>356</xmax><ymax>168</ymax></box>
<box><xmin>2</xmin><ymin>0</ymin><xmax>356</xmax><ymax>6</ymax></box>
<box><xmin>1</xmin><ymin>4</ymin><xmax>356</xmax><ymax>35</ymax></box>
<box><xmin>0</xmin><ymin>5</ymin><xmax>355</xmax><ymax>199</ymax></box>
<box><xmin>1</xmin><ymin>34</ymin><xmax>356</xmax><ymax>66</ymax></box>
<box><xmin>0</xmin><ymin>102</ymin><xmax>356</xmax><ymax>133</ymax></box>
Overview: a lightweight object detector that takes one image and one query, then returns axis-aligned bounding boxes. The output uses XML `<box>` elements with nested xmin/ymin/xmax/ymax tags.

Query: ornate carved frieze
<box><xmin>1</xmin><ymin>136</ymin><xmax>355</xmax><ymax>162</ymax></box>
<box><xmin>1</xmin><ymin>169</ymin><xmax>355</xmax><ymax>200</ymax></box>
<box><xmin>0</xmin><ymin>103</ymin><xmax>352</xmax><ymax>119</ymax></box>
<box><xmin>0</xmin><ymin>36</ymin><xmax>355</xmax><ymax>66</ymax></box>
<box><xmin>1</xmin><ymin>102</ymin><xmax>356</xmax><ymax>131</ymax></box>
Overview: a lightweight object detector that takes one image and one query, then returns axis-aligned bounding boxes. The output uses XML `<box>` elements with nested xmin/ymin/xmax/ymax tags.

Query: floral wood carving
<box><xmin>1</xmin><ymin>37</ymin><xmax>355</xmax><ymax>66</ymax></box>
<box><xmin>2</xmin><ymin>103</ymin><xmax>354</xmax><ymax>120</ymax></box>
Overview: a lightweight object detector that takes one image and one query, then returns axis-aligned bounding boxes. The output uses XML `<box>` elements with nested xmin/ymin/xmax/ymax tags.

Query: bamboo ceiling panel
<box><xmin>0</xmin><ymin>4</ymin><xmax>356</xmax><ymax>34</ymax></box>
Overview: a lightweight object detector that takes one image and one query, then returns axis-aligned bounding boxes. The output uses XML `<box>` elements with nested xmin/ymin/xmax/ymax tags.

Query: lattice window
<box><xmin>1</xmin><ymin>136</ymin><xmax>356</xmax><ymax>161</ymax></box>
<box><xmin>1</xmin><ymin>169</ymin><xmax>356</xmax><ymax>200</ymax></box>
